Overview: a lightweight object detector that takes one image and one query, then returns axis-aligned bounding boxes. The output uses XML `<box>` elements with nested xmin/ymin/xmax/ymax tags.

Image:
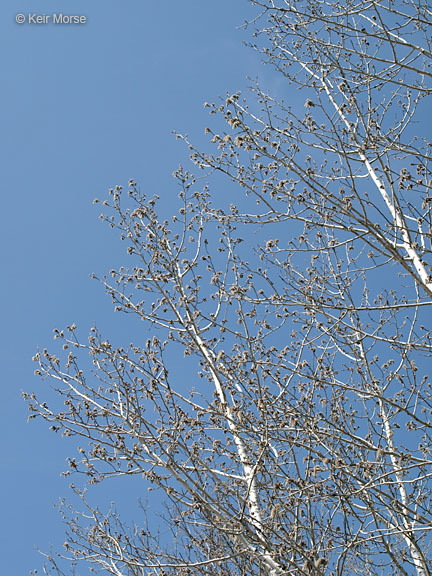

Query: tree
<box><xmin>25</xmin><ymin>0</ymin><xmax>432</xmax><ymax>574</ymax></box>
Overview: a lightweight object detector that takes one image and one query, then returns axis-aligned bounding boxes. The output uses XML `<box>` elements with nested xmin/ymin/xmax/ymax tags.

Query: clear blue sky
<box><xmin>0</xmin><ymin>2</ymin><xmax>271</xmax><ymax>572</ymax></box>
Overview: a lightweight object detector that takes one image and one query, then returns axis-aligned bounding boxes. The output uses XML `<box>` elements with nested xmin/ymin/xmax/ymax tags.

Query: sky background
<box><xmin>0</xmin><ymin>2</ymin><xmax>281</xmax><ymax>573</ymax></box>
<box><xmin>2</xmin><ymin>2</ymin><xmax>431</xmax><ymax>575</ymax></box>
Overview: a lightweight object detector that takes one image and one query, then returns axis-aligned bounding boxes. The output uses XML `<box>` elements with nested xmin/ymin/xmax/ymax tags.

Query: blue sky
<box><xmin>2</xmin><ymin>2</ymin><xmax>431</xmax><ymax>575</ymax></box>
<box><xmin>0</xmin><ymin>2</ymin><xmax>269</xmax><ymax>572</ymax></box>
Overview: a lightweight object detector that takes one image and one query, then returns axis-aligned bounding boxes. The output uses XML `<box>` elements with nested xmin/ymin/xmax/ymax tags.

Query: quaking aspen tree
<box><xmin>26</xmin><ymin>1</ymin><xmax>432</xmax><ymax>574</ymax></box>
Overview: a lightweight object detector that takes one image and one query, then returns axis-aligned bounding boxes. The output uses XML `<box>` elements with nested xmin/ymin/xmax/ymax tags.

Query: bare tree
<box><xmin>25</xmin><ymin>1</ymin><xmax>432</xmax><ymax>575</ymax></box>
